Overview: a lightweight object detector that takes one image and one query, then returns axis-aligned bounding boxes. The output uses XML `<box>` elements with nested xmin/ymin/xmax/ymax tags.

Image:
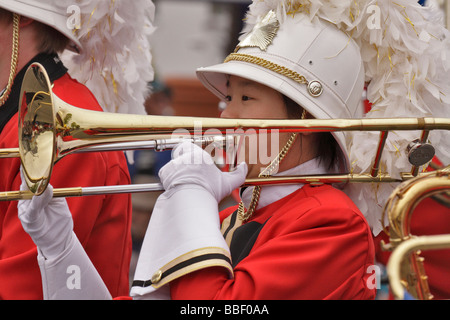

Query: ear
<box><xmin>19</xmin><ymin>16</ymin><xmax>34</xmax><ymax>28</ymax></box>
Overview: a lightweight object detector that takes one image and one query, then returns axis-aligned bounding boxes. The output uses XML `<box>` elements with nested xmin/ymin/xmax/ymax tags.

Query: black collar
<box><xmin>0</xmin><ymin>53</ymin><xmax>68</xmax><ymax>133</ymax></box>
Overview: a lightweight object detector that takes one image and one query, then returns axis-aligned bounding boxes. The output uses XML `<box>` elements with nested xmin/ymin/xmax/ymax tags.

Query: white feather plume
<box><xmin>58</xmin><ymin>0</ymin><xmax>155</xmax><ymax>115</ymax></box>
<box><xmin>242</xmin><ymin>0</ymin><xmax>450</xmax><ymax>235</ymax></box>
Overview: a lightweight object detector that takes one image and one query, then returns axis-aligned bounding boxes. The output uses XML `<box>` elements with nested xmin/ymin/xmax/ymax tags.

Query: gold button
<box><xmin>151</xmin><ymin>270</ymin><xmax>162</xmax><ymax>284</ymax></box>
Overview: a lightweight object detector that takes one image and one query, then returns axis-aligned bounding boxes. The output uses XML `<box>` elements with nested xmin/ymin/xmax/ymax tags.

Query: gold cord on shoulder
<box><xmin>0</xmin><ymin>13</ymin><xmax>20</xmax><ymax>107</ymax></box>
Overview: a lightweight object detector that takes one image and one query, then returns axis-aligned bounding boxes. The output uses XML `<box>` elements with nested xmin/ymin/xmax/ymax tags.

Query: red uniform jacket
<box><xmin>170</xmin><ymin>184</ymin><xmax>376</xmax><ymax>300</ymax></box>
<box><xmin>0</xmin><ymin>72</ymin><xmax>132</xmax><ymax>299</ymax></box>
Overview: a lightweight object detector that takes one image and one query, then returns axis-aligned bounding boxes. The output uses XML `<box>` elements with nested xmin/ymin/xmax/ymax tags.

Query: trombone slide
<box><xmin>1</xmin><ymin>62</ymin><xmax>449</xmax><ymax>198</ymax></box>
<box><xmin>0</xmin><ymin>183</ymin><xmax>165</xmax><ymax>201</ymax></box>
<box><xmin>0</xmin><ymin>172</ymin><xmax>416</xmax><ymax>201</ymax></box>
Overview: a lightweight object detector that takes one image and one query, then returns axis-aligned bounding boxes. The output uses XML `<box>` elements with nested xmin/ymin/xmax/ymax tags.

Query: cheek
<box><xmin>255</xmin><ymin>98</ymin><xmax>288</xmax><ymax>119</ymax></box>
<box><xmin>0</xmin><ymin>33</ymin><xmax>8</xmax><ymax>44</ymax></box>
<box><xmin>0</xmin><ymin>29</ymin><xmax>12</xmax><ymax>53</ymax></box>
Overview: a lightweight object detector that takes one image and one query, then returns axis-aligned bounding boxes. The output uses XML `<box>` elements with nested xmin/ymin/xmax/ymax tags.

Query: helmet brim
<box><xmin>197</xmin><ymin>60</ymin><xmax>351</xmax><ymax>173</ymax></box>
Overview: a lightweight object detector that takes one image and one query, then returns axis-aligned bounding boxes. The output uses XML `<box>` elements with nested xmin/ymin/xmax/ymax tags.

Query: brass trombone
<box><xmin>387</xmin><ymin>234</ymin><xmax>450</xmax><ymax>300</ymax></box>
<box><xmin>1</xmin><ymin>62</ymin><xmax>449</xmax><ymax>200</ymax></box>
<box><xmin>383</xmin><ymin>167</ymin><xmax>450</xmax><ymax>299</ymax></box>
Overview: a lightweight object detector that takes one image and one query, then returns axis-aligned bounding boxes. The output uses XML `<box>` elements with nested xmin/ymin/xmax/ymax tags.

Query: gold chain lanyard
<box><xmin>237</xmin><ymin>109</ymin><xmax>306</xmax><ymax>222</ymax></box>
<box><xmin>237</xmin><ymin>132</ymin><xmax>299</xmax><ymax>221</ymax></box>
<box><xmin>0</xmin><ymin>13</ymin><xmax>20</xmax><ymax>107</ymax></box>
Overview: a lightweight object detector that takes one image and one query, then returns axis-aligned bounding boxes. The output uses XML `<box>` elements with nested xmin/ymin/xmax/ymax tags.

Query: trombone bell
<box><xmin>19</xmin><ymin>63</ymin><xmax>56</xmax><ymax>195</ymax></box>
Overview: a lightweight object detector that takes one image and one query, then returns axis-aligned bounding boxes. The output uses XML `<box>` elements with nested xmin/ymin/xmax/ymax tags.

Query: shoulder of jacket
<box><xmin>52</xmin><ymin>74</ymin><xmax>103</xmax><ymax>112</ymax></box>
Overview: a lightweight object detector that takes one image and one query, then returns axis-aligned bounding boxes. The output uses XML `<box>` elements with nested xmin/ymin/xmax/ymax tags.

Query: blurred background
<box><xmin>148</xmin><ymin>0</ymin><xmax>250</xmax><ymax>117</ymax></box>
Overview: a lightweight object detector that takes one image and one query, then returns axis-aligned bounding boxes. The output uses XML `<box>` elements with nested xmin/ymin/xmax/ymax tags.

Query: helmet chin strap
<box><xmin>0</xmin><ymin>13</ymin><xmax>20</xmax><ymax>107</ymax></box>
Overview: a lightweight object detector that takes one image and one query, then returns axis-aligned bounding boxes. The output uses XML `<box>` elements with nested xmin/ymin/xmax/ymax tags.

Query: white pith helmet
<box><xmin>0</xmin><ymin>0</ymin><xmax>82</xmax><ymax>53</ymax></box>
<box><xmin>196</xmin><ymin>10</ymin><xmax>365</xmax><ymax>173</ymax></box>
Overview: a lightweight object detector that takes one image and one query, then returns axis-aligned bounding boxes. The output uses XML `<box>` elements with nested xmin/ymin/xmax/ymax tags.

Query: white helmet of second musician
<box><xmin>197</xmin><ymin>10</ymin><xmax>365</xmax><ymax>173</ymax></box>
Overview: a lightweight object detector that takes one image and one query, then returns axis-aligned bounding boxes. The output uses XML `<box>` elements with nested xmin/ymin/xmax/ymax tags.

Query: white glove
<box><xmin>131</xmin><ymin>142</ymin><xmax>247</xmax><ymax>299</ymax></box>
<box><xmin>38</xmin><ymin>234</ymin><xmax>112</xmax><ymax>300</ymax></box>
<box><xmin>18</xmin><ymin>170</ymin><xmax>73</xmax><ymax>259</ymax></box>
<box><xmin>159</xmin><ymin>141</ymin><xmax>247</xmax><ymax>202</ymax></box>
<box><xmin>18</xmin><ymin>168</ymin><xmax>111</xmax><ymax>300</ymax></box>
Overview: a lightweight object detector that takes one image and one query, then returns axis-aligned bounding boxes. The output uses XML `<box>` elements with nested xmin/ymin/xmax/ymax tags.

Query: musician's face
<box><xmin>221</xmin><ymin>75</ymin><xmax>288</xmax><ymax>120</ymax></box>
<box><xmin>220</xmin><ymin>75</ymin><xmax>292</xmax><ymax>178</ymax></box>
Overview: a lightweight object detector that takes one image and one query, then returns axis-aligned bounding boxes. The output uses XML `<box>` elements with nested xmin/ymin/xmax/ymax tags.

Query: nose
<box><xmin>220</xmin><ymin>100</ymin><xmax>238</xmax><ymax>119</ymax></box>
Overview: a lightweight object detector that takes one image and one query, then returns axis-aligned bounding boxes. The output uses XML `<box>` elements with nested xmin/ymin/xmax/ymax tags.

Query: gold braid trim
<box><xmin>0</xmin><ymin>14</ymin><xmax>20</xmax><ymax>107</ymax></box>
<box><xmin>224</xmin><ymin>53</ymin><xmax>308</xmax><ymax>85</ymax></box>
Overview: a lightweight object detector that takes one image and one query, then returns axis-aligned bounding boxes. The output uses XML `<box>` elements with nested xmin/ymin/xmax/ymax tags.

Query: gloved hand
<box><xmin>159</xmin><ymin>141</ymin><xmax>248</xmax><ymax>202</ymax></box>
<box><xmin>17</xmin><ymin>169</ymin><xmax>73</xmax><ymax>259</ymax></box>
<box><xmin>131</xmin><ymin>141</ymin><xmax>247</xmax><ymax>299</ymax></box>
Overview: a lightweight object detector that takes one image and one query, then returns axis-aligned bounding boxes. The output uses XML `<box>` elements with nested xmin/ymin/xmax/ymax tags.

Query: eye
<box><xmin>242</xmin><ymin>95</ymin><xmax>251</xmax><ymax>101</ymax></box>
<box><xmin>225</xmin><ymin>95</ymin><xmax>232</xmax><ymax>102</ymax></box>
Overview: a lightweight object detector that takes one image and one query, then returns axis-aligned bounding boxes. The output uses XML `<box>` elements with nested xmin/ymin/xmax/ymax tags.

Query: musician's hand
<box><xmin>159</xmin><ymin>141</ymin><xmax>247</xmax><ymax>203</ymax></box>
<box><xmin>18</xmin><ymin>169</ymin><xmax>73</xmax><ymax>259</ymax></box>
<box><xmin>131</xmin><ymin>142</ymin><xmax>244</xmax><ymax>298</ymax></box>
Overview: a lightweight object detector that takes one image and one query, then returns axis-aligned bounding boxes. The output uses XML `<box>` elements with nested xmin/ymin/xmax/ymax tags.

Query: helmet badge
<box><xmin>236</xmin><ymin>10</ymin><xmax>280</xmax><ymax>52</ymax></box>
